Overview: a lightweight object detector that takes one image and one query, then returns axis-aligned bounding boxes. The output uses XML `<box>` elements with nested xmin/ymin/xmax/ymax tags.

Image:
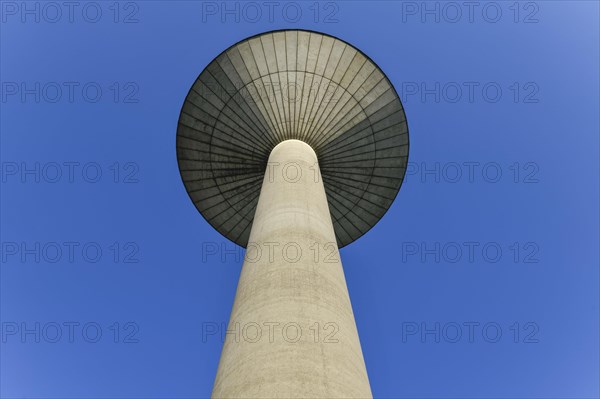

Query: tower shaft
<box><xmin>212</xmin><ymin>140</ymin><xmax>372</xmax><ymax>398</ymax></box>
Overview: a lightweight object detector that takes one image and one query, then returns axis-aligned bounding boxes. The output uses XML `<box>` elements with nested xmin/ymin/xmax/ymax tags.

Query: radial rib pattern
<box><xmin>177</xmin><ymin>29</ymin><xmax>409</xmax><ymax>248</ymax></box>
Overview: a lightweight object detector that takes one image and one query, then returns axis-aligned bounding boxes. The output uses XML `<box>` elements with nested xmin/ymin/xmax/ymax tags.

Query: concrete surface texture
<box><xmin>211</xmin><ymin>140</ymin><xmax>372</xmax><ymax>398</ymax></box>
<box><xmin>177</xmin><ymin>29</ymin><xmax>409</xmax><ymax>248</ymax></box>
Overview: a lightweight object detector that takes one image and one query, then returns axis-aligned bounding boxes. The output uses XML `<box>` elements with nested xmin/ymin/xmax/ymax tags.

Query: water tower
<box><xmin>176</xmin><ymin>29</ymin><xmax>409</xmax><ymax>398</ymax></box>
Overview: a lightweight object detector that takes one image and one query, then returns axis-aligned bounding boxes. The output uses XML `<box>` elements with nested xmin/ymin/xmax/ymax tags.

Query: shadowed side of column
<box><xmin>211</xmin><ymin>139</ymin><xmax>372</xmax><ymax>399</ymax></box>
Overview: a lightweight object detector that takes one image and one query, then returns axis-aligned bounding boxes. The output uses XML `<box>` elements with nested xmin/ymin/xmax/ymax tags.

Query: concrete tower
<box><xmin>177</xmin><ymin>30</ymin><xmax>409</xmax><ymax>398</ymax></box>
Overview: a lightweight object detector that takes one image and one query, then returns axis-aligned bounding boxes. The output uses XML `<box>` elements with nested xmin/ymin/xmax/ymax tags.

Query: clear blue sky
<box><xmin>1</xmin><ymin>1</ymin><xmax>598</xmax><ymax>398</ymax></box>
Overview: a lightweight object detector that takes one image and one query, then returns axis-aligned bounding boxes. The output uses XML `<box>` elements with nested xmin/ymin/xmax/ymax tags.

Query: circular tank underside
<box><xmin>176</xmin><ymin>29</ymin><xmax>409</xmax><ymax>248</ymax></box>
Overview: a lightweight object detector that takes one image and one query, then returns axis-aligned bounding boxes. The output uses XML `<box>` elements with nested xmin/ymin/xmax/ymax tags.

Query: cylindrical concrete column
<box><xmin>212</xmin><ymin>140</ymin><xmax>372</xmax><ymax>399</ymax></box>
